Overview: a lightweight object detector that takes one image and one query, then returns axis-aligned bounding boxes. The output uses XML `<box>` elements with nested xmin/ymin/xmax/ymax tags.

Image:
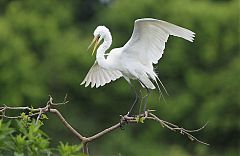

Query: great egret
<box><xmin>81</xmin><ymin>18</ymin><xmax>195</xmax><ymax>114</ymax></box>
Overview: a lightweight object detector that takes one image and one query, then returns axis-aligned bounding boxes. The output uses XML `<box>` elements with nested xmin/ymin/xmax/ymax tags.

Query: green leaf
<box><xmin>58</xmin><ymin>142</ymin><xmax>84</xmax><ymax>156</ymax></box>
<box><xmin>139</xmin><ymin>117</ymin><xmax>145</xmax><ymax>123</ymax></box>
<box><xmin>135</xmin><ymin>116</ymin><xmax>140</xmax><ymax>123</ymax></box>
<box><xmin>134</xmin><ymin>117</ymin><xmax>144</xmax><ymax>123</ymax></box>
<box><xmin>41</xmin><ymin>114</ymin><xmax>48</xmax><ymax>120</ymax></box>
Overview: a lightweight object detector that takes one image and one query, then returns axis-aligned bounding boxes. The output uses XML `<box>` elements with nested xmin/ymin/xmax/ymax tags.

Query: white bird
<box><xmin>81</xmin><ymin>18</ymin><xmax>195</xmax><ymax>113</ymax></box>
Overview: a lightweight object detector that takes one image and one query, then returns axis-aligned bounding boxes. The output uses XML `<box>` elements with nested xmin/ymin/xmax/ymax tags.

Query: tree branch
<box><xmin>0</xmin><ymin>95</ymin><xmax>209</xmax><ymax>155</ymax></box>
<box><xmin>49</xmin><ymin>108</ymin><xmax>86</xmax><ymax>141</ymax></box>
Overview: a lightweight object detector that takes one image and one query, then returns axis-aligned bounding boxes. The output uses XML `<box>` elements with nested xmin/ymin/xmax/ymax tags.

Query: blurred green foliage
<box><xmin>0</xmin><ymin>118</ymin><xmax>84</xmax><ymax>156</ymax></box>
<box><xmin>0</xmin><ymin>0</ymin><xmax>239</xmax><ymax>155</ymax></box>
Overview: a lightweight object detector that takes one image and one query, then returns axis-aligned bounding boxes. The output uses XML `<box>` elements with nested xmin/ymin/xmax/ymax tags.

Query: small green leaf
<box><xmin>15</xmin><ymin>134</ymin><xmax>26</xmax><ymax>145</ymax></box>
<box><xmin>41</xmin><ymin>114</ymin><xmax>48</xmax><ymax>120</ymax></box>
<box><xmin>20</xmin><ymin>113</ymin><xmax>29</xmax><ymax>121</ymax></box>
<box><xmin>139</xmin><ymin>117</ymin><xmax>145</xmax><ymax>123</ymax></box>
<box><xmin>134</xmin><ymin>116</ymin><xmax>144</xmax><ymax>123</ymax></box>
<box><xmin>58</xmin><ymin>142</ymin><xmax>84</xmax><ymax>156</ymax></box>
<box><xmin>135</xmin><ymin>116</ymin><xmax>140</xmax><ymax>123</ymax></box>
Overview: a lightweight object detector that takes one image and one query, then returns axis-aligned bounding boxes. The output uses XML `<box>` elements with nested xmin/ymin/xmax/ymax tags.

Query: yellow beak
<box><xmin>88</xmin><ymin>36</ymin><xmax>100</xmax><ymax>55</ymax></box>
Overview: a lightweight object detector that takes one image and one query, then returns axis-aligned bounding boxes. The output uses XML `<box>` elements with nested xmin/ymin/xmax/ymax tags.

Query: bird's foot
<box><xmin>135</xmin><ymin>109</ymin><xmax>155</xmax><ymax>123</ymax></box>
<box><xmin>119</xmin><ymin>112</ymin><xmax>131</xmax><ymax>130</ymax></box>
<box><xmin>134</xmin><ymin>111</ymin><xmax>145</xmax><ymax>123</ymax></box>
<box><xmin>143</xmin><ymin>109</ymin><xmax>155</xmax><ymax>116</ymax></box>
<box><xmin>119</xmin><ymin>110</ymin><xmax>155</xmax><ymax>128</ymax></box>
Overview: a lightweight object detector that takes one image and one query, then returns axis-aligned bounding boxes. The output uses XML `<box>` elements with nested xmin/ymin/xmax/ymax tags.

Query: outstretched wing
<box><xmin>81</xmin><ymin>61</ymin><xmax>122</xmax><ymax>88</ymax></box>
<box><xmin>122</xmin><ymin>18</ymin><xmax>195</xmax><ymax>64</ymax></box>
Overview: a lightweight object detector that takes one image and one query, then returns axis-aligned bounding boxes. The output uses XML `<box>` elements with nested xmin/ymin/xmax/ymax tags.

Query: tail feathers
<box><xmin>138</xmin><ymin>75</ymin><xmax>156</xmax><ymax>89</ymax></box>
<box><xmin>155</xmin><ymin>76</ymin><xmax>169</xmax><ymax>96</ymax></box>
<box><xmin>137</xmin><ymin>73</ymin><xmax>168</xmax><ymax>98</ymax></box>
<box><xmin>152</xmin><ymin>74</ymin><xmax>169</xmax><ymax>103</ymax></box>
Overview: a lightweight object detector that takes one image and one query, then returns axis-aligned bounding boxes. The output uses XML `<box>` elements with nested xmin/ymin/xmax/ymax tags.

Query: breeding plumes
<box><xmin>81</xmin><ymin>18</ymin><xmax>195</xmax><ymax>114</ymax></box>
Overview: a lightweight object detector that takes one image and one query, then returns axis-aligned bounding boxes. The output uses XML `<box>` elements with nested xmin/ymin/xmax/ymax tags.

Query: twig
<box><xmin>50</xmin><ymin>94</ymin><xmax>69</xmax><ymax>106</ymax></box>
<box><xmin>36</xmin><ymin>108</ymin><xmax>43</xmax><ymax>124</ymax></box>
<box><xmin>148</xmin><ymin>113</ymin><xmax>209</xmax><ymax>145</ymax></box>
<box><xmin>49</xmin><ymin>108</ymin><xmax>86</xmax><ymax>141</ymax></box>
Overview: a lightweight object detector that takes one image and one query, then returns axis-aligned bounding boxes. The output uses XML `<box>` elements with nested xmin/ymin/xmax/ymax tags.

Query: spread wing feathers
<box><xmin>81</xmin><ymin>61</ymin><xmax>122</xmax><ymax>88</ymax></box>
<box><xmin>123</xmin><ymin>18</ymin><xmax>195</xmax><ymax>64</ymax></box>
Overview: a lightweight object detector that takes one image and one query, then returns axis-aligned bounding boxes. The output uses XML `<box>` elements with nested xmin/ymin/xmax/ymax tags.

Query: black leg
<box><xmin>138</xmin><ymin>80</ymin><xmax>151</xmax><ymax>113</ymax></box>
<box><xmin>143</xmin><ymin>88</ymin><xmax>150</xmax><ymax>112</ymax></box>
<box><xmin>127</xmin><ymin>82</ymin><xmax>139</xmax><ymax>115</ymax></box>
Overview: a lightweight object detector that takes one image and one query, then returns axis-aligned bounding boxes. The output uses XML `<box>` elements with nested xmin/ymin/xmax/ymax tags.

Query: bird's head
<box><xmin>88</xmin><ymin>26</ymin><xmax>111</xmax><ymax>55</ymax></box>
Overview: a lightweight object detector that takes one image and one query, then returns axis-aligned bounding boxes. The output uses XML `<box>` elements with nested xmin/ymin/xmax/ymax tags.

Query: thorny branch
<box><xmin>0</xmin><ymin>95</ymin><xmax>209</xmax><ymax>155</ymax></box>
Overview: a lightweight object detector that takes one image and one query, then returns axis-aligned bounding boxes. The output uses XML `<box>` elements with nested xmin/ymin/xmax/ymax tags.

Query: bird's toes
<box><xmin>119</xmin><ymin>120</ymin><xmax>125</xmax><ymax>130</ymax></box>
<box><xmin>144</xmin><ymin>110</ymin><xmax>148</xmax><ymax>118</ymax></box>
<box><xmin>119</xmin><ymin>114</ymin><xmax>129</xmax><ymax>130</ymax></box>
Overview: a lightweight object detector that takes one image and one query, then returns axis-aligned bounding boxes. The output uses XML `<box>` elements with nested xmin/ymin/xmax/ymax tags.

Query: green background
<box><xmin>0</xmin><ymin>0</ymin><xmax>239</xmax><ymax>155</ymax></box>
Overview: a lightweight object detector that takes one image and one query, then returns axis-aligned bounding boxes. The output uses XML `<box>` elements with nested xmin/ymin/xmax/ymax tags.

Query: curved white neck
<box><xmin>96</xmin><ymin>35</ymin><xmax>112</xmax><ymax>69</ymax></box>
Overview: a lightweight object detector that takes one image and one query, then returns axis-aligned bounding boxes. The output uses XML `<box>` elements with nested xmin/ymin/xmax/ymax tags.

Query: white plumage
<box><xmin>81</xmin><ymin>18</ymin><xmax>195</xmax><ymax>91</ymax></box>
<box><xmin>82</xmin><ymin>61</ymin><xmax>122</xmax><ymax>88</ymax></box>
